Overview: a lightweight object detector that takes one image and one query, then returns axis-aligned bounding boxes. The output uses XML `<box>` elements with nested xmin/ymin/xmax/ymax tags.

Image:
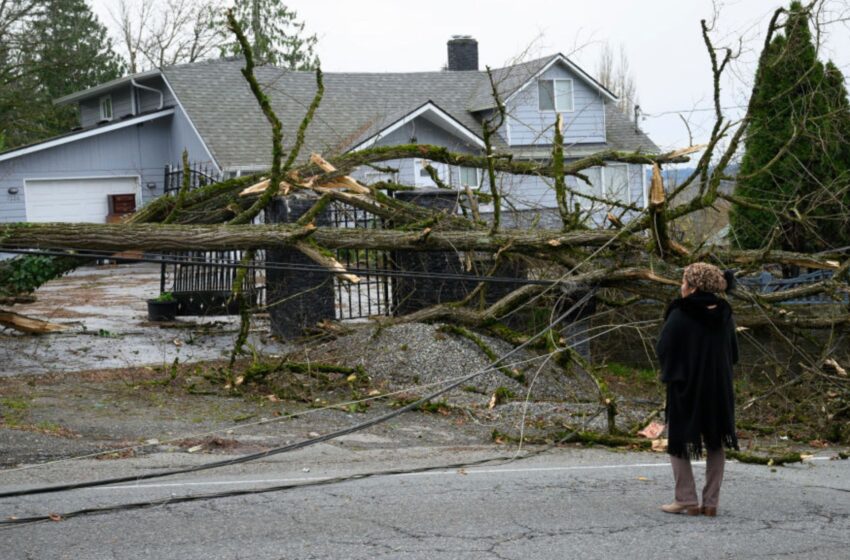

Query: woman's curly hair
<box><xmin>683</xmin><ymin>262</ymin><xmax>735</xmax><ymax>294</ymax></box>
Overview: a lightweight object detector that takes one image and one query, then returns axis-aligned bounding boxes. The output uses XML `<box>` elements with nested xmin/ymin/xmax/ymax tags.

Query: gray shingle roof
<box><xmin>163</xmin><ymin>56</ymin><xmax>658</xmax><ymax>170</ymax></box>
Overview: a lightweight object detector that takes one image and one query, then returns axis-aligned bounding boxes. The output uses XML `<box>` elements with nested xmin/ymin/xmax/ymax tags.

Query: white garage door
<box><xmin>25</xmin><ymin>177</ymin><xmax>139</xmax><ymax>223</ymax></box>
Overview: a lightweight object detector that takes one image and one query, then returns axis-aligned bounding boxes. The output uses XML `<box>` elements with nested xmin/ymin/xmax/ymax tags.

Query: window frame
<box><xmin>415</xmin><ymin>159</ymin><xmax>448</xmax><ymax>187</ymax></box>
<box><xmin>457</xmin><ymin>166</ymin><xmax>481</xmax><ymax>189</ymax></box>
<box><xmin>537</xmin><ymin>78</ymin><xmax>574</xmax><ymax>113</ymax></box>
<box><xmin>99</xmin><ymin>95</ymin><xmax>113</xmax><ymax>122</ymax></box>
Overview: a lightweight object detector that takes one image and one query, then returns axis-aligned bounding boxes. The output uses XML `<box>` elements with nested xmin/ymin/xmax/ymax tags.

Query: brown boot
<box><xmin>701</xmin><ymin>506</ymin><xmax>718</xmax><ymax>517</ymax></box>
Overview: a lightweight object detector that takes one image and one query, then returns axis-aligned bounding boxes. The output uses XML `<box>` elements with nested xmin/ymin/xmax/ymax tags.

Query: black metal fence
<box><xmin>160</xmin><ymin>162</ymin><xmax>266</xmax><ymax>316</ymax></box>
<box><xmin>163</xmin><ymin>162</ymin><xmax>219</xmax><ymax>195</ymax></box>
<box><xmin>329</xmin><ymin>201</ymin><xmax>393</xmax><ymax>320</ymax></box>
<box><xmin>160</xmin><ymin>251</ymin><xmax>264</xmax><ymax>316</ymax></box>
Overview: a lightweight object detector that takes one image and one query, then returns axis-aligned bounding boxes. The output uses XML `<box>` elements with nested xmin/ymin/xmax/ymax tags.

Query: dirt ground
<box><xmin>1</xmin><ymin>263</ymin><xmax>843</xmax><ymax>471</ymax></box>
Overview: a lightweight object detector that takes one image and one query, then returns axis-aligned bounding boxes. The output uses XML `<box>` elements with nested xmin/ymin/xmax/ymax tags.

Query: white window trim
<box><xmin>537</xmin><ymin>78</ymin><xmax>574</xmax><ymax>113</ymax></box>
<box><xmin>99</xmin><ymin>95</ymin><xmax>113</xmax><ymax>122</ymax></box>
<box><xmin>457</xmin><ymin>166</ymin><xmax>481</xmax><ymax>189</ymax></box>
<box><xmin>414</xmin><ymin>159</ymin><xmax>448</xmax><ymax>187</ymax></box>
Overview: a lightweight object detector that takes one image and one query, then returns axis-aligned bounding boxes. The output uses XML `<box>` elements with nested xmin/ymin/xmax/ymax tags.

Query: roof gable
<box><xmin>350</xmin><ymin>101</ymin><xmax>485</xmax><ymax>152</ymax></box>
<box><xmin>468</xmin><ymin>54</ymin><xmax>617</xmax><ymax>112</ymax></box>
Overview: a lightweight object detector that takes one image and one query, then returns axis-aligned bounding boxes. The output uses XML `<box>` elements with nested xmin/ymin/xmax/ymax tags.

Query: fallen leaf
<box><xmin>346</xmin><ymin>374</ymin><xmax>357</xmax><ymax>383</ymax></box>
<box><xmin>234</xmin><ymin>375</ymin><xmax>245</xmax><ymax>386</ymax></box>
<box><xmin>368</xmin><ymin>389</ymin><xmax>381</xmax><ymax>396</ymax></box>
<box><xmin>457</xmin><ymin>468</ymin><xmax>467</xmax><ymax>475</ymax></box>
<box><xmin>48</xmin><ymin>513</ymin><xmax>62</xmax><ymax>522</ymax></box>
<box><xmin>172</xmin><ymin>338</ymin><xmax>183</xmax><ymax>347</ymax></box>
<box><xmin>187</xmin><ymin>444</ymin><xmax>204</xmax><ymax>453</ymax></box>
<box><xmin>636</xmin><ymin>476</ymin><xmax>649</xmax><ymax>481</ymax></box>
<box><xmin>266</xmin><ymin>394</ymin><xmax>280</xmax><ymax>402</ymax></box>
<box><xmin>488</xmin><ymin>394</ymin><xmax>497</xmax><ymax>409</ymax></box>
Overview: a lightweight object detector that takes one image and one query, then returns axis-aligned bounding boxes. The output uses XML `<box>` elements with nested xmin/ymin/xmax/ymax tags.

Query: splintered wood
<box><xmin>239</xmin><ymin>153</ymin><xmax>369</xmax><ymax>197</ymax></box>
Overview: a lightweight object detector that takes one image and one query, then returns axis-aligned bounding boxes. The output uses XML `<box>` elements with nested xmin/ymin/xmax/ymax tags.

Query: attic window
<box><xmin>538</xmin><ymin>79</ymin><xmax>573</xmax><ymax>112</ymax></box>
<box><xmin>99</xmin><ymin>96</ymin><xmax>113</xmax><ymax>122</ymax></box>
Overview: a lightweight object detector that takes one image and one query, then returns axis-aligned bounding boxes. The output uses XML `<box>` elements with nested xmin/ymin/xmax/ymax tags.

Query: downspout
<box><xmin>130</xmin><ymin>79</ymin><xmax>164</xmax><ymax>112</ymax></box>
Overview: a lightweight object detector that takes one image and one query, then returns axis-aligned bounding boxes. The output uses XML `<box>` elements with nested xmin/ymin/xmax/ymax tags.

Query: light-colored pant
<box><xmin>670</xmin><ymin>447</ymin><xmax>725</xmax><ymax>508</ymax></box>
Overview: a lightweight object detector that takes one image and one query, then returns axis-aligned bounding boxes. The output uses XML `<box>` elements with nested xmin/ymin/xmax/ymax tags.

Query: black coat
<box><xmin>656</xmin><ymin>291</ymin><xmax>739</xmax><ymax>459</ymax></box>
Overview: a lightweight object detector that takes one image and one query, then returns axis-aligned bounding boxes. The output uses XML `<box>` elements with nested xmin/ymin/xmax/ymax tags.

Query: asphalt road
<box><xmin>2</xmin><ymin>446</ymin><xmax>849</xmax><ymax>559</ymax></box>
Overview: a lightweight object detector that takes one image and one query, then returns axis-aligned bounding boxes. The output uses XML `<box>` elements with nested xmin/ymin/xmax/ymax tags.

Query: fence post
<box><xmin>265</xmin><ymin>195</ymin><xmax>336</xmax><ymax>338</ymax></box>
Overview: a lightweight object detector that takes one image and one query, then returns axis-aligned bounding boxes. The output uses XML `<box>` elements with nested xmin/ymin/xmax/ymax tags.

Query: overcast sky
<box><xmin>89</xmin><ymin>0</ymin><xmax>850</xmax><ymax>152</ymax></box>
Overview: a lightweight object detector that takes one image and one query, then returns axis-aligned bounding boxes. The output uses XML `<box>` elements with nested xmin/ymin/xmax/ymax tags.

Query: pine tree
<box><xmin>729</xmin><ymin>1</ymin><xmax>850</xmax><ymax>253</ymax></box>
<box><xmin>222</xmin><ymin>0</ymin><xmax>319</xmax><ymax>70</ymax></box>
<box><xmin>26</xmin><ymin>0</ymin><xmax>124</xmax><ymax>135</ymax></box>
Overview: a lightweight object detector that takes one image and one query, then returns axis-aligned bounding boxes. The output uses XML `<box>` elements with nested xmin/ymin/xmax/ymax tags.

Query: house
<box><xmin>0</xmin><ymin>36</ymin><xmax>658</xmax><ymax>228</ymax></box>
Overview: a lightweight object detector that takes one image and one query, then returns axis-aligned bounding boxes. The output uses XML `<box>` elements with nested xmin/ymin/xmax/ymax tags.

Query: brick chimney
<box><xmin>447</xmin><ymin>36</ymin><xmax>478</xmax><ymax>71</ymax></box>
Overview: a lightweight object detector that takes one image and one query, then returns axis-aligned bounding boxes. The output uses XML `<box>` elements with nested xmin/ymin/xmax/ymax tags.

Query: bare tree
<box><xmin>110</xmin><ymin>0</ymin><xmax>224</xmax><ymax>73</ymax></box>
<box><xmin>597</xmin><ymin>42</ymin><xmax>638</xmax><ymax>120</ymax></box>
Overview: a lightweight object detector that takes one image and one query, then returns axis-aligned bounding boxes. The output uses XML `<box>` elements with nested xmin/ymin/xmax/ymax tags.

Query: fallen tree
<box><xmin>1</xmin><ymin>3</ymin><xmax>848</xmax><ymax>444</ymax></box>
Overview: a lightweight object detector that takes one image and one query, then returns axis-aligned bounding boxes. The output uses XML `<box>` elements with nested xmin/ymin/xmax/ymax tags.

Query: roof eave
<box><xmin>348</xmin><ymin>101</ymin><xmax>485</xmax><ymax>153</ymax></box>
<box><xmin>53</xmin><ymin>69</ymin><xmax>162</xmax><ymax>106</ymax></box>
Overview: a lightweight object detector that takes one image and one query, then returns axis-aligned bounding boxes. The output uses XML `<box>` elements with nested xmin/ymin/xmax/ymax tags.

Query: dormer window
<box><xmin>538</xmin><ymin>79</ymin><xmax>573</xmax><ymax>112</ymax></box>
<box><xmin>99</xmin><ymin>95</ymin><xmax>113</xmax><ymax>122</ymax></box>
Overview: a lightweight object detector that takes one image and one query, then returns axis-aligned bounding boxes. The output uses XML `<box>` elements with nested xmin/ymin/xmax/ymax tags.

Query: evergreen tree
<box><xmin>0</xmin><ymin>0</ymin><xmax>124</xmax><ymax>148</ymax></box>
<box><xmin>729</xmin><ymin>2</ymin><xmax>850</xmax><ymax>253</ymax></box>
<box><xmin>25</xmin><ymin>0</ymin><xmax>124</xmax><ymax>135</ymax></box>
<box><xmin>221</xmin><ymin>0</ymin><xmax>319</xmax><ymax>70</ymax></box>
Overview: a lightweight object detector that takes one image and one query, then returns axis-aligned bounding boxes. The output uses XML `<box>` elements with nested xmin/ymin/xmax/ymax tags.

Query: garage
<box><xmin>24</xmin><ymin>177</ymin><xmax>140</xmax><ymax>223</ymax></box>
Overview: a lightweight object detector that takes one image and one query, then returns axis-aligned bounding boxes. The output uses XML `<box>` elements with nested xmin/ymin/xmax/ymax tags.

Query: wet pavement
<box><xmin>1</xmin><ymin>263</ymin><xmax>287</xmax><ymax>377</ymax></box>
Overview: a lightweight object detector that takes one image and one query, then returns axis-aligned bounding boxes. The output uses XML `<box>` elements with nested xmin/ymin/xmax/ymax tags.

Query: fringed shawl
<box><xmin>656</xmin><ymin>291</ymin><xmax>739</xmax><ymax>459</ymax></box>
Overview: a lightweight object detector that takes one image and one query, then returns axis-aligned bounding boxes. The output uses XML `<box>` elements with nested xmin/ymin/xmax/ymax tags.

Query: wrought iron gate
<box><xmin>329</xmin><ymin>201</ymin><xmax>393</xmax><ymax>320</ymax></box>
<box><xmin>160</xmin><ymin>251</ymin><xmax>264</xmax><ymax>316</ymax></box>
<box><xmin>159</xmin><ymin>164</ymin><xmax>264</xmax><ymax>316</ymax></box>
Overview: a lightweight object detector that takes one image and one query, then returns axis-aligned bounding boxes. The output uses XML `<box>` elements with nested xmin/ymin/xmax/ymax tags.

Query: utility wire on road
<box><xmin>0</xmin><ymin>292</ymin><xmax>594</xmax><ymax>501</ymax></box>
<box><xmin>0</xmin><ymin>408</ymin><xmax>604</xmax><ymax>528</ymax></box>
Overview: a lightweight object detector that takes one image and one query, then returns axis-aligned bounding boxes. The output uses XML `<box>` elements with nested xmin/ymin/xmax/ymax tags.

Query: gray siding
<box><xmin>0</xmin><ymin>115</ymin><xmax>178</xmax><ymax>223</ymax></box>
<box><xmin>496</xmin><ymin>162</ymin><xmax>646</xmax><ymax>214</ymax></box>
<box><xmin>506</xmin><ymin>62</ymin><xmax>606</xmax><ymax>146</ymax></box>
<box><xmin>373</xmin><ymin>116</ymin><xmax>479</xmax><ymax>154</ymax></box>
<box><xmin>77</xmin><ymin>77</ymin><xmax>174</xmax><ymax>128</ymax></box>
<box><xmin>348</xmin><ymin>115</ymin><xmax>481</xmax><ymax>188</ymax></box>
<box><xmin>170</xmin><ymin>105</ymin><xmax>217</xmax><ymax>172</ymax></box>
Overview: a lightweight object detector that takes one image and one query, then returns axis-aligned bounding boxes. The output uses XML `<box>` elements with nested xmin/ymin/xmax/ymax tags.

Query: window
<box><xmin>575</xmin><ymin>166</ymin><xmax>602</xmax><ymax>195</ymax></box>
<box><xmin>415</xmin><ymin>159</ymin><xmax>448</xmax><ymax>186</ymax></box>
<box><xmin>538</xmin><ymin>79</ymin><xmax>573</xmax><ymax>112</ymax></box>
<box><xmin>603</xmin><ymin>164</ymin><xmax>630</xmax><ymax>203</ymax></box>
<box><xmin>459</xmin><ymin>167</ymin><xmax>480</xmax><ymax>188</ymax></box>
<box><xmin>99</xmin><ymin>96</ymin><xmax>113</xmax><ymax>121</ymax></box>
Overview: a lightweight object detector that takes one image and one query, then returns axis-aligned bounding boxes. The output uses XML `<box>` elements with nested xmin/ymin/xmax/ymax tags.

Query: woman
<box><xmin>656</xmin><ymin>262</ymin><xmax>739</xmax><ymax>517</ymax></box>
